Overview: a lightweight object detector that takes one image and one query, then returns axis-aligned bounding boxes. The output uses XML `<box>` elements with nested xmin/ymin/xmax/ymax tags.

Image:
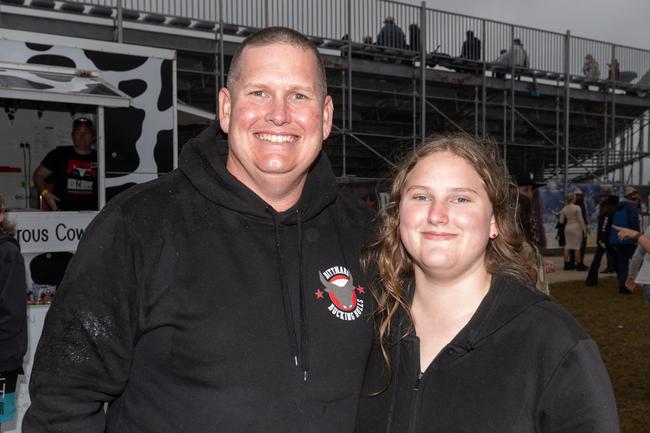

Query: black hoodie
<box><xmin>0</xmin><ymin>235</ymin><xmax>27</xmax><ymax>372</ymax></box>
<box><xmin>355</xmin><ymin>275</ymin><xmax>620</xmax><ymax>433</ymax></box>
<box><xmin>24</xmin><ymin>124</ymin><xmax>374</xmax><ymax>433</ymax></box>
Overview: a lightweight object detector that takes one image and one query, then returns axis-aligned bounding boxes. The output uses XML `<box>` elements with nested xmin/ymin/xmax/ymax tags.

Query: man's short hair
<box><xmin>226</xmin><ymin>26</ymin><xmax>327</xmax><ymax>98</ymax></box>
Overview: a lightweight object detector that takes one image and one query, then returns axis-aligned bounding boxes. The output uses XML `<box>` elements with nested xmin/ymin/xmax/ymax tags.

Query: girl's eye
<box><xmin>453</xmin><ymin>196</ymin><xmax>470</xmax><ymax>204</ymax></box>
<box><xmin>413</xmin><ymin>194</ymin><xmax>429</xmax><ymax>201</ymax></box>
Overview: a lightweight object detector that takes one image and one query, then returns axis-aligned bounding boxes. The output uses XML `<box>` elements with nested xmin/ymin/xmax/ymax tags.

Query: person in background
<box><xmin>559</xmin><ymin>192</ymin><xmax>587</xmax><ymax>271</ymax></box>
<box><xmin>355</xmin><ymin>134</ymin><xmax>619</xmax><ymax>433</ymax></box>
<box><xmin>608</xmin><ymin>58</ymin><xmax>621</xmax><ymax>81</ymax></box>
<box><xmin>408</xmin><ymin>23</ymin><xmax>421</xmax><ymax>52</ymax></box>
<box><xmin>573</xmin><ymin>188</ymin><xmax>589</xmax><ymax>269</ymax></box>
<box><xmin>377</xmin><ymin>16</ymin><xmax>406</xmax><ymax>49</ymax></box>
<box><xmin>33</xmin><ymin>116</ymin><xmax>97</xmax><ymax>211</ymax></box>
<box><xmin>582</xmin><ymin>54</ymin><xmax>600</xmax><ymax>89</ymax></box>
<box><xmin>511</xmin><ymin>38</ymin><xmax>530</xmax><ymax>68</ymax></box>
<box><xmin>586</xmin><ymin>195</ymin><xmax>619</xmax><ymax>286</ymax></box>
<box><xmin>514</xmin><ymin>171</ymin><xmax>554</xmax><ymax>294</ymax></box>
<box><xmin>609</xmin><ymin>186</ymin><xmax>641</xmax><ymax>295</ymax></box>
<box><xmin>460</xmin><ymin>30</ymin><xmax>481</xmax><ymax>61</ymax></box>
<box><xmin>615</xmin><ymin>225</ymin><xmax>650</xmax><ymax>307</ymax></box>
<box><xmin>23</xmin><ymin>27</ymin><xmax>373</xmax><ymax>433</ymax></box>
<box><xmin>0</xmin><ymin>193</ymin><xmax>28</xmax><ymax>428</ymax></box>
<box><xmin>492</xmin><ymin>48</ymin><xmax>509</xmax><ymax>78</ymax></box>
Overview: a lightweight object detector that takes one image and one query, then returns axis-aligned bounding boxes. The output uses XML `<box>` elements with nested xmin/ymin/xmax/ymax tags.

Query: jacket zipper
<box><xmin>409</xmin><ymin>371</ymin><xmax>424</xmax><ymax>433</ymax></box>
<box><xmin>408</xmin><ymin>338</ymin><xmax>424</xmax><ymax>433</ymax></box>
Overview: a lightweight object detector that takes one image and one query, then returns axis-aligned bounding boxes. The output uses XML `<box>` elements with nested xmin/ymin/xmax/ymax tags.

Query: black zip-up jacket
<box><xmin>355</xmin><ymin>275</ymin><xmax>620</xmax><ymax>433</ymax></box>
<box><xmin>24</xmin><ymin>124</ymin><xmax>374</xmax><ymax>433</ymax></box>
<box><xmin>0</xmin><ymin>235</ymin><xmax>27</xmax><ymax>372</ymax></box>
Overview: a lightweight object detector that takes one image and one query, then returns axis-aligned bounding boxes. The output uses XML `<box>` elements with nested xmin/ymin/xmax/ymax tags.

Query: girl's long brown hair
<box><xmin>362</xmin><ymin>134</ymin><xmax>539</xmax><ymax>373</ymax></box>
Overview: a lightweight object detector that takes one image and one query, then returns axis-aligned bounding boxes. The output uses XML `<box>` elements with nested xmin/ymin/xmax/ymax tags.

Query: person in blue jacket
<box><xmin>608</xmin><ymin>186</ymin><xmax>641</xmax><ymax>294</ymax></box>
<box><xmin>355</xmin><ymin>134</ymin><xmax>619</xmax><ymax>433</ymax></box>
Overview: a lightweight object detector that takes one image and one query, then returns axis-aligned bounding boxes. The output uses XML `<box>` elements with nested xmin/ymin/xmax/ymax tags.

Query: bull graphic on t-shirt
<box><xmin>319</xmin><ymin>271</ymin><xmax>356</xmax><ymax>310</ymax></box>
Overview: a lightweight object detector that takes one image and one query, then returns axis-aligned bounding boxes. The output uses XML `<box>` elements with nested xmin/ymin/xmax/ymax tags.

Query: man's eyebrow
<box><xmin>241</xmin><ymin>82</ymin><xmax>317</xmax><ymax>93</ymax></box>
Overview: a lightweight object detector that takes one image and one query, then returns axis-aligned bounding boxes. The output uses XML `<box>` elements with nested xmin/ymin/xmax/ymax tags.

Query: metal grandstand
<box><xmin>2</xmin><ymin>0</ymin><xmax>650</xmax><ymax>191</ymax></box>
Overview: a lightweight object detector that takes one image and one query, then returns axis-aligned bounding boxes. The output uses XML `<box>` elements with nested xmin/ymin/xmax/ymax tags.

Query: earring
<box><xmin>490</xmin><ymin>233</ymin><xmax>498</xmax><ymax>239</ymax></box>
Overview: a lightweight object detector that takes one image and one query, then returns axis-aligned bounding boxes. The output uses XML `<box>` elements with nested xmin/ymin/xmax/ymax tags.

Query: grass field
<box><xmin>551</xmin><ymin>277</ymin><xmax>650</xmax><ymax>433</ymax></box>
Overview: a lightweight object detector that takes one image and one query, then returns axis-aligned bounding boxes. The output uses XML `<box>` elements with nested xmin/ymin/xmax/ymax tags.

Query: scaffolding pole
<box><xmin>563</xmin><ymin>30</ymin><xmax>570</xmax><ymax>195</ymax></box>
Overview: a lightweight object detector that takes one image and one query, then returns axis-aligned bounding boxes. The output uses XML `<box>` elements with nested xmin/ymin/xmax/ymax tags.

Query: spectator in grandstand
<box><xmin>559</xmin><ymin>192</ymin><xmax>587</xmax><ymax>271</ymax></box>
<box><xmin>460</xmin><ymin>30</ymin><xmax>481</xmax><ymax>61</ymax></box>
<box><xmin>408</xmin><ymin>23</ymin><xmax>421</xmax><ymax>52</ymax></box>
<box><xmin>609</xmin><ymin>186</ymin><xmax>641</xmax><ymax>294</ymax></box>
<box><xmin>491</xmin><ymin>39</ymin><xmax>528</xmax><ymax>78</ymax></box>
<box><xmin>377</xmin><ymin>16</ymin><xmax>407</xmax><ymax>49</ymax></box>
<box><xmin>582</xmin><ymin>54</ymin><xmax>600</xmax><ymax>89</ymax></box>
<box><xmin>492</xmin><ymin>48</ymin><xmax>509</xmax><ymax>78</ymax></box>
<box><xmin>511</xmin><ymin>38</ymin><xmax>530</xmax><ymax>68</ymax></box>
<box><xmin>355</xmin><ymin>134</ymin><xmax>620</xmax><ymax>433</ymax></box>
<box><xmin>608</xmin><ymin>58</ymin><xmax>621</xmax><ymax>81</ymax></box>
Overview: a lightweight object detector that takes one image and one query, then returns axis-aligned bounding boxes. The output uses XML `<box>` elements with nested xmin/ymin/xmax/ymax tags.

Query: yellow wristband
<box><xmin>41</xmin><ymin>189</ymin><xmax>49</xmax><ymax>197</ymax></box>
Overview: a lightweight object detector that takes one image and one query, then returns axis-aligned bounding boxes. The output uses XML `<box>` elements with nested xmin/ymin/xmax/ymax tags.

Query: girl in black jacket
<box><xmin>355</xmin><ymin>135</ymin><xmax>619</xmax><ymax>433</ymax></box>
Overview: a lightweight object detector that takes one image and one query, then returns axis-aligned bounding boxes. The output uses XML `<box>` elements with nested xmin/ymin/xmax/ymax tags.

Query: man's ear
<box><xmin>321</xmin><ymin>95</ymin><xmax>334</xmax><ymax>140</ymax></box>
<box><xmin>218</xmin><ymin>88</ymin><xmax>231</xmax><ymax>133</ymax></box>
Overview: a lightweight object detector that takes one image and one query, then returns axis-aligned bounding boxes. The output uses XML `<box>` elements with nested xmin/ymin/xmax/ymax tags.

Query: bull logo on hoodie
<box><xmin>315</xmin><ymin>266</ymin><xmax>364</xmax><ymax>321</ymax></box>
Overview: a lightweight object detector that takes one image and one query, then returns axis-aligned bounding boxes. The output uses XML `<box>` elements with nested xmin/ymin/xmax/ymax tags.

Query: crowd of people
<box><xmin>366</xmin><ymin>16</ymin><xmax>628</xmax><ymax>87</ymax></box>
<box><xmin>2</xmin><ymin>25</ymin><xmax>641</xmax><ymax>433</ymax></box>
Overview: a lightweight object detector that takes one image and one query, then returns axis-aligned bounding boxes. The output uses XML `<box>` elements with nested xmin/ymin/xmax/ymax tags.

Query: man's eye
<box><xmin>251</xmin><ymin>90</ymin><xmax>265</xmax><ymax>97</ymax></box>
<box><xmin>292</xmin><ymin>93</ymin><xmax>307</xmax><ymax>100</ymax></box>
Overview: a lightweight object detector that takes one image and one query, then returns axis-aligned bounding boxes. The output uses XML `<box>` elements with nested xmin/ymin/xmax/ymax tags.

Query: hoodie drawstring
<box><xmin>267</xmin><ymin>206</ymin><xmax>348</xmax><ymax>383</ymax></box>
<box><xmin>296</xmin><ymin>210</ymin><xmax>309</xmax><ymax>381</ymax></box>
<box><xmin>268</xmin><ymin>208</ymin><xmax>310</xmax><ymax>381</ymax></box>
<box><xmin>269</xmin><ymin>209</ymin><xmax>300</xmax><ymax>370</ymax></box>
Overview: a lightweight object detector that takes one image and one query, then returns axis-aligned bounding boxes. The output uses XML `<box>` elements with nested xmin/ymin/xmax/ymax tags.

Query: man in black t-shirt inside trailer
<box><xmin>33</xmin><ymin>117</ymin><xmax>98</xmax><ymax>211</ymax></box>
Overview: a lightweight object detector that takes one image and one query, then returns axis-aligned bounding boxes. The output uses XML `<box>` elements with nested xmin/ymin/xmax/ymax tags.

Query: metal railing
<box><xmin>14</xmin><ymin>0</ymin><xmax>648</xmax><ymax>87</ymax></box>
<box><xmin>6</xmin><ymin>0</ymin><xmax>650</xmax><ymax>184</ymax></box>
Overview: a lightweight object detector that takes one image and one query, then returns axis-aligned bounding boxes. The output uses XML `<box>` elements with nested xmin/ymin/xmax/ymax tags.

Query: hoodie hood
<box><xmin>178</xmin><ymin>123</ymin><xmax>340</xmax><ymax>223</ymax></box>
<box><xmin>445</xmin><ymin>275</ymin><xmax>548</xmax><ymax>355</ymax></box>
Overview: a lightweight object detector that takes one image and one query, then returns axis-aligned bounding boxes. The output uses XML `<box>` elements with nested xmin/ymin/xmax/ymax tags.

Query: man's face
<box><xmin>71</xmin><ymin>126</ymin><xmax>94</xmax><ymax>154</ymax></box>
<box><xmin>218</xmin><ymin>43</ymin><xmax>333</xmax><ymax>196</ymax></box>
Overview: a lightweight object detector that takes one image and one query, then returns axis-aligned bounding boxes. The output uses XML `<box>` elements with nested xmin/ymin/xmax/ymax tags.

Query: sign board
<box><xmin>7</xmin><ymin>212</ymin><xmax>97</xmax><ymax>254</ymax></box>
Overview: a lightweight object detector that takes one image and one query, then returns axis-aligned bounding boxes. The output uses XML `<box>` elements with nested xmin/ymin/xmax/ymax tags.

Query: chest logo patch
<box><xmin>315</xmin><ymin>266</ymin><xmax>365</xmax><ymax>321</ymax></box>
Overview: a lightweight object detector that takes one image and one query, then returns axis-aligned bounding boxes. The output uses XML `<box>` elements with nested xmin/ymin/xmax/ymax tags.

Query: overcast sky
<box><xmin>414</xmin><ymin>0</ymin><xmax>649</xmax><ymax>50</ymax></box>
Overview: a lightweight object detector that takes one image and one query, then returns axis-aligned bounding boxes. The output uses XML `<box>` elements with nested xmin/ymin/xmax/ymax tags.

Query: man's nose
<box><xmin>265</xmin><ymin>98</ymin><xmax>290</xmax><ymax>125</ymax></box>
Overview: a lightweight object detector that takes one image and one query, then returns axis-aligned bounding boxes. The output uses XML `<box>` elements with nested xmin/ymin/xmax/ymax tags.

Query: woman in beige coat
<box><xmin>560</xmin><ymin>192</ymin><xmax>587</xmax><ymax>270</ymax></box>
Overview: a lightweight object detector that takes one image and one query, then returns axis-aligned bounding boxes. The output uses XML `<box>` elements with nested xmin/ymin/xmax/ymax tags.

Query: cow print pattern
<box><xmin>1</xmin><ymin>39</ymin><xmax>175</xmax><ymax>200</ymax></box>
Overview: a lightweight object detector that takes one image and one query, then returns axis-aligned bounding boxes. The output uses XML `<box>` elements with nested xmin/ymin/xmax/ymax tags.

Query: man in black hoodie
<box><xmin>24</xmin><ymin>27</ymin><xmax>373</xmax><ymax>433</ymax></box>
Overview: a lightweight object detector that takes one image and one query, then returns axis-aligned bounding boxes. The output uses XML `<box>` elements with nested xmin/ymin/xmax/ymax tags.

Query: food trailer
<box><xmin>0</xmin><ymin>29</ymin><xmax>176</xmax><ymax>432</ymax></box>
